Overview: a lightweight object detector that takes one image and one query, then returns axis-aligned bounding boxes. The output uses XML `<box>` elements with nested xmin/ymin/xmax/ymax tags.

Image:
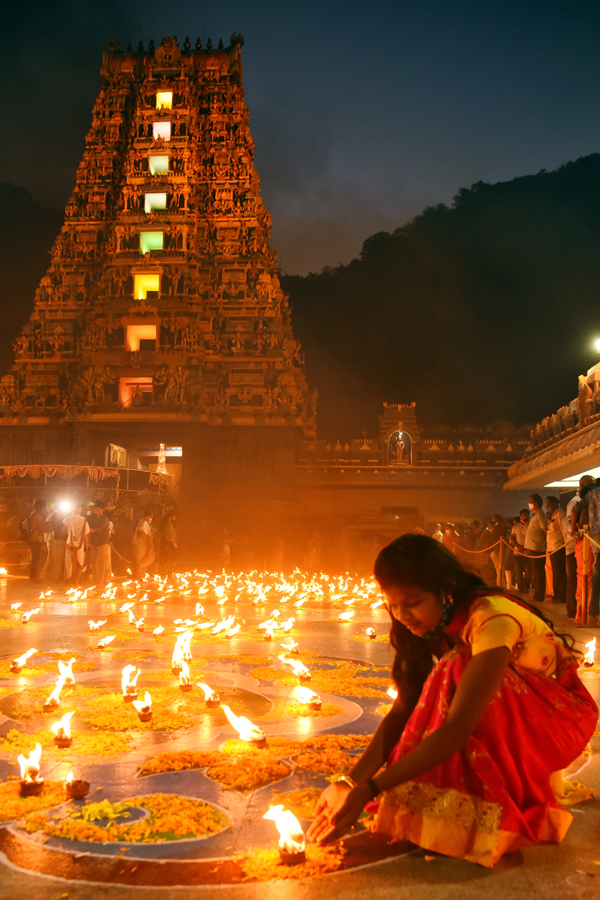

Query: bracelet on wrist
<box><xmin>366</xmin><ymin>777</ymin><xmax>381</xmax><ymax>799</ymax></box>
<box><xmin>332</xmin><ymin>774</ymin><xmax>356</xmax><ymax>790</ymax></box>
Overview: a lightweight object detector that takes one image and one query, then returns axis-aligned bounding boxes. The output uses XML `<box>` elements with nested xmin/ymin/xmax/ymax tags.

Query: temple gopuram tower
<box><xmin>0</xmin><ymin>35</ymin><xmax>315</xmax><ymax>552</ymax></box>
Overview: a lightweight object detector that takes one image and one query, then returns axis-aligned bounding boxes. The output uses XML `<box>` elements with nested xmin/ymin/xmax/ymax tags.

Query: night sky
<box><xmin>3</xmin><ymin>0</ymin><xmax>600</xmax><ymax>275</ymax></box>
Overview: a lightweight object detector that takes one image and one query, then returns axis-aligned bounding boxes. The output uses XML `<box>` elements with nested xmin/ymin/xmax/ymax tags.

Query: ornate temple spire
<box><xmin>2</xmin><ymin>35</ymin><xmax>315</xmax><ymax>438</ymax></box>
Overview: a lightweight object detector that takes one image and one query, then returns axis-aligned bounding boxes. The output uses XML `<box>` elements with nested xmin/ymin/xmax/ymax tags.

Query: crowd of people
<box><xmin>23</xmin><ymin>500</ymin><xmax>178</xmax><ymax>587</ymax></box>
<box><xmin>430</xmin><ymin>475</ymin><xmax>600</xmax><ymax>626</ymax></box>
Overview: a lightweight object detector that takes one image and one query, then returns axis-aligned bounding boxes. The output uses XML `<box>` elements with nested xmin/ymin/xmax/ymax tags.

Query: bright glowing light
<box><xmin>263</xmin><ymin>805</ymin><xmax>306</xmax><ymax>854</ymax></box>
<box><xmin>51</xmin><ymin>711</ymin><xmax>75</xmax><ymax>739</ymax></box>
<box><xmin>294</xmin><ymin>686</ymin><xmax>321</xmax><ymax>705</ymax></box>
<box><xmin>387</xmin><ymin>685</ymin><xmax>398</xmax><ymax>700</ymax></box>
<box><xmin>122</xmin><ymin>664</ymin><xmax>141</xmax><ymax>696</ymax></box>
<box><xmin>88</xmin><ymin>620</ymin><xmax>106</xmax><ymax>631</ymax></box>
<box><xmin>156</xmin><ymin>91</ymin><xmax>173</xmax><ymax>109</ymax></box>
<box><xmin>132</xmin><ymin>691</ymin><xmax>152</xmax><ymax>714</ymax></box>
<box><xmin>58</xmin><ymin>500</ymin><xmax>72</xmax><ymax>513</ymax></box>
<box><xmin>221</xmin><ymin>704</ymin><xmax>265</xmax><ymax>742</ymax></box>
<box><xmin>97</xmin><ymin>636</ymin><xmax>115</xmax><ymax>648</ymax></box>
<box><xmin>278</xmin><ymin>655</ymin><xmax>311</xmax><ymax>679</ymax></box>
<box><xmin>22</xmin><ymin>608</ymin><xmax>41</xmax><ymax>623</ymax></box>
<box><xmin>12</xmin><ymin>648</ymin><xmax>36</xmax><ymax>667</ymax></box>
<box><xmin>197</xmin><ymin>683</ymin><xmax>220</xmax><ymax>702</ymax></box>
<box><xmin>44</xmin><ymin>677</ymin><xmax>65</xmax><ymax>708</ymax></box>
<box><xmin>18</xmin><ymin>744</ymin><xmax>42</xmax><ymax>783</ymax></box>
<box><xmin>58</xmin><ymin>659</ymin><xmax>75</xmax><ymax>686</ymax></box>
<box><xmin>585</xmin><ymin>637</ymin><xmax>596</xmax><ymax>665</ymax></box>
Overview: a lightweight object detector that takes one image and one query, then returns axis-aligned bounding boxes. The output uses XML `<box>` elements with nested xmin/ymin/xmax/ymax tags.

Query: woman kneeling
<box><xmin>307</xmin><ymin>534</ymin><xmax>597</xmax><ymax>867</ymax></box>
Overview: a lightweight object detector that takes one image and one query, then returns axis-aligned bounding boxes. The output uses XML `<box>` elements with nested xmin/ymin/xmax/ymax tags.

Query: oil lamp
<box><xmin>10</xmin><ymin>602</ymin><xmax>21</xmax><ymax>611</ymax></box>
<box><xmin>10</xmin><ymin>648</ymin><xmax>37</xmax><ymax>673</ymax></box>
<box><xmin>65</xmin><ymin>771</ymin><xmax>90</xmax><ymax>800</ymax></box>
<box><xmin>179</xmin><ymin>660</ymin><xmax>193</xmax><ymax>691</ymax></box>
<box><xmin>22</xmin><ymin>608</ymin><xmax>41</xmax><ymax>623</ymax></box>
<box><xmin>294</xmin><ymin>685</ymin><xmax>322</xmax><ymax>710</ymax></box>
<box><xmin>135</xmin><ymin>617</ymin><xmax>145</xmax><ymax>632</ymax></box>
<box><xmin>153</xmin><ymin>625</ymin><xmax>164</xmax><ymax>635</ymax></box>
<box><xmin>18</xmin><ymin>744</ymin><xmax>44</xmax><ymax>796</ymax></box>
<box><xmin>263</xmin><ymin>805</ymin><xmax>306</xmax><ymax>864</ymax></box>
<box><xmin>280</xmin><ymin>640</ymin><xmax>299</xmax><ymax>654</ymax></box>
<box><xmin>88</xmin><ymin>619</ymin><xmax>106</xmax><ymax>631</ymax></box>
<box><xmin>222</xmin><ymin>704</ymin><xmax>266</xmax><ymax>747</ymax></box>
<box><xmin>133</xmin><ymin>691</ymin><xmax>152</xmax><ymax>722</ymax></box>
<box><xmin>43</xmin><ymin>677</ymin><xmax>65</xmax><ymax>712</ymax></box>
<box><xmin>58</xmin><ymin>658</ymin><xmax>76</xmax><ymax>686</ymax></box>
<box><xmin>52</xmin><ymin>711</ymin><xmax>75</xmax><ymax>747</ymax></box>
<box><xmin>197</xmin><ymin>683</ymin><xmax>220</xmax><ymax>707</ymax></box>
<box><xmin>97</xmin><ymin>635</ymin><xmax>115</xmax><ymax>649</ymax></box>
<box><xmin>366</xmin><ymin>627</ymin><xmax>376</xmax><ymax>640</ymax></box>
<box><xmin>225</xmin><ymin>624</ymin><xmax>241</xmax><ymax>639</ymax></box>
<box><xmin>122</xmin><ymin>664</ymin><xmax>141</xmax><ymax>700</ymax></box>
<box><xmin>337</xmin><ymin>611</ymin><xmax>354</xmax><ymax>622</ymax></box>
<box><xmin>278</xmin><ymin>654</ymin><xmax>311</xmax><ymax>681</ymax></box>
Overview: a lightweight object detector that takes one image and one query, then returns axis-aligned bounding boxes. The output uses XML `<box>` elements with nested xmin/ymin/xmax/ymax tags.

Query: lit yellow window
<box><xmin>153</xmin><ymin>121</ymin><xmax>171</xmax><ymax>141</ymax></box>
<box><xmin>133</xmin><ymin>273</ymin><xmax>160</xmax><ymax>300</ymax></box>
<box><xmin>126</xmin><ymin>324</ymin><xmax>157</xmax><ymax>351</ymax></box>
<box><xmin>149</xmin><ymin>155</ymin><xmax>169</xmax><ymax>175</ymax></box>
<box><xmin>140</xmin><ymin>232</ymin><xmax>164</xmax><ymax>254</ymax></box>
<box><xmin>156</xmin><ymin>91</ymin><xmax>173</xmax><ymax>110</ymax></box>
<box><xmin>144</xmin><ymin>192</ymin><xmax>166</xmax><ymax>214</ymax></box>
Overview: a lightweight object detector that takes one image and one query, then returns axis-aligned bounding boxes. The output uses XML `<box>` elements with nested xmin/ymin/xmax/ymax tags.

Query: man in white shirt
<box><xmin>509</xmin><ymin>509</ymin><xmax>531</xmax><ymax>593</ymax></box>
<box><xmin>545</xmin><ymin>496</ymin><xmax>566</xmax><ymax>604</ymax></box>
<box><xmin>63</xmin><ymin>504</ymin><xmax>90</xmax><ymax>585</ymax></box>
<box><xmin>524</xmin><ymin>493</ymin><xmax>547</xmax><ymax>603</ymax></box>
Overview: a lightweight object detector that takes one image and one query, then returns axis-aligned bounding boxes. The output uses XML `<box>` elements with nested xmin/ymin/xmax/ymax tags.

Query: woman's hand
<box><xmin>307</xmin><ymin>783</ymin><xmax>371</xmax><ymax>844</ymax></box>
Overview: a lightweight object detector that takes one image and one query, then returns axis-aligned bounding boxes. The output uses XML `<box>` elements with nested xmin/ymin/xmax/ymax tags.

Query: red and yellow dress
<box><xmin>374</xmin><ymin>593</ymin><xmax>598</xmax><ymax>867</ymax></box>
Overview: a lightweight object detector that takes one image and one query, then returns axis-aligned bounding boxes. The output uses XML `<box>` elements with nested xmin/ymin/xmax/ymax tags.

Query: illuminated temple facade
<box><xmin>0</xmin><ymin>36</ymin><xmax>532</xmax><ymax>556</ymax></box>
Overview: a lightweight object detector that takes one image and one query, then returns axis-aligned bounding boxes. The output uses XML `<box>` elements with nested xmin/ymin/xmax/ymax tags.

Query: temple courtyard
<box><xmin>0</xmin><ymin>572</ymin><xmax>598</xmax><ymax>900</ymax></box>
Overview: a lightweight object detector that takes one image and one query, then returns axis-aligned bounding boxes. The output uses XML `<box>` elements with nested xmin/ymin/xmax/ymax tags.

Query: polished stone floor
<box><xmin>0</xmin><ymin>575</ymin><xmax>598</xmax><ymax>899</ymax></box>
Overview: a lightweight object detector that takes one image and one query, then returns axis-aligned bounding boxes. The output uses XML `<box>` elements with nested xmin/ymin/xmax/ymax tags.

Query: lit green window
<box><xmin>140</xmin><ymin>232</ymin><xmax>164</xmax><ymax>254</ymax></box>
<box><xmin>144</xmin><ymin>193</ymin><xmax>167</xmax><ymax>214</ymax></box>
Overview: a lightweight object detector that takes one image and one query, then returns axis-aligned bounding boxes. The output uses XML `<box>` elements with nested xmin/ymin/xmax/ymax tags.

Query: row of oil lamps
<box><xmin>16</xmin><ymin>743</ymin><xmax>307</xmax><ymax>862</ymax></box>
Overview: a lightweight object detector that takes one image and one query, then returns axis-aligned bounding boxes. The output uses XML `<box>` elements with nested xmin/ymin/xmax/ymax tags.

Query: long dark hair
<box><xmin>374</xmin><ymin>535</ymin><xmax>486</xmax><ymax>708</ymax></box>
<box><xmin>373</xmin><ymin>534</ymin><xmax>577</xmax><ymax>711</ymax></box>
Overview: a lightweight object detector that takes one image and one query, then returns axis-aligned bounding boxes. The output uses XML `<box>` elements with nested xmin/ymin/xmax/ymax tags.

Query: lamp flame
<box><xmin>337</xmin><ymin>611</ymin><xmax>354</xmax><ymax>621</ymax></box>
<box><xmin>88</xmin><ymin>620</ymin><xmax>106</xmax><ymax>631</ymax></box>
<box><xmin>221</xmin><ymin>704</ymin><xmax>265</xmax><ymax>742</ymax></box>
<box><xmin>263</xmin><ymin>805</ymin><xmax>306</xmax><ymax>854</ymax></box>
<box><xmin>66</xmin><ymin>771</ymin><xmax>74</xmax><ymax>784</ymax></box>
<box><xmin>387</xmin><ymin>685</ymin><xmax>398</xmax><ymax>700</ymax></box>
<box><xmin>584</xmin><ymin>637</ymin><xmax>596</xmax><ymax>666</ymax></box>
<box><xmin>153</xmin><ymin>625</ymin><xmax>164</xmax><ymax>635</ymax></box>
<box><xmin>132</xmin><ymin>691</ymin><xmax>152</xmax><ymax>714</ymax></box>
<box><xmin>97</xmin><ymin>636</ymin><xmax>115</xmax><ymax>648</ymax></box>
<box><xmin>18</xmin><ymin>744</ymin><xmax>42</xmax><ymax>783</ymax></box>
<box><xmin>179</xmin><ymin>660</ymin><xmax>191</xmax><ymax>686</ymax></box>
<box><xmin>294</xmin><ymin>686</ymin><xmax>321</xmax><ymax>705</ymax></box>
<box><xmin>122</xmin><ymin>664</ymin><xmax>141</xmax><ymax>696</ymax></box>
<box><xmin>366</xmin><ymin>627</ymin><xmax>376</xmax><ymax>639</ymax></box>
<box><xmin>281</xmin><ymin>640</ymin><xmax>299</xmax><ymax>653</ymax></box>
<box><xmin>197</xmin><ymin>683</ymin><xmax>220</xmax><ymax>702</ymax></box>
<box><xmin>58</xmin><ymin>658</ymin><xmax>76</xmax><ymax>685</ymax></box>
<box><xmin>44</xmin><ymin>677</ymin><xmax>65</xmax><ymax>708</ymax></box>
<box><xmin>51</xmin><ymin>710</ymin><xmax>74</xmax><ymax>739</ymax></box>
<box><xmin>12</xmin><ymin>648</ymin><xmax>37</xmax><ymax>668</ymax></box>
<box><xmin>278</xmin><ymin>654</ymin><xmax>311</xmax><ymax>679</ymax></box>
<box><xmin>10</xmin><ymin>603</ymin><xmax>21</xmax><ymax>611</ymax></box>
<box><xmin>22</xmin><ymin>608</ymin><xmax>41</xmax><ymax>623</ymax></box>
<box><xmin>120</xmin><ymin>602</ymin><xmax>135</xmax><ymax>613</ymax></box>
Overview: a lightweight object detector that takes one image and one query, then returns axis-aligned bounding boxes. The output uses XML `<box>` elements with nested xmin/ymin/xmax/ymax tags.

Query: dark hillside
<box><xmin>283</xmin><ymin>155</ymin><xmax>600</xmax><ymax>438</ymax></box>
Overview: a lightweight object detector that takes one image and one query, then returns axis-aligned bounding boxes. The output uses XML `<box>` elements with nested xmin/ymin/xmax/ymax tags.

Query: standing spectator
<box><xmin>133</xmin><ymin>510</ymin><xmax>155</xmax><ymax>579</ymax></box>
<box><xmin>47</xmin><ymin>508</ymin><xmax>67</xmax><ymax>582</ymax></box>
<box><xmin>442</xmin><ymin>524</ymin><xmax>458</xmax><ymax>554</ymax></box>
<box><xmin>476</xmin><ymin>519</ymin><xmax>501</xmax><ymax>585</ymax></box>
<box><xmin>524</xmin><ymin>494</ymin><xmax>547</xmax><ymax>603</ymax></box>
<box><xmin>27</xmin><ymin>499</ymin><xmax>48</xmax><ymax>583</ymax></box>
<box><xmin>63</xmin><ymin>504</ymin><xmax>89</xmax><ymax>585</ymax></box>
<box><xmin>572</xmin><ymin>481</ymin><xmax>600</xmax><ymax>625</ymax></box>
<box><xmin>159</xmin><ymin>511</ymin><xmax>178</xmax><ymax>579</ymax></box>
<box><xmin>545</xmin><ymin>496</ymin><xmax>567</xmax><ymax>604</ymax></box>
<box><xmin>432</xmin><ymin>523</ymin><xmax>444</xmax><ymax>543</ymax></box>
<box><xmin>88</xmin><ymin>502</ymin><xmax>112</xmax><ymax>586</ymax></box>
<box><xmin>469</xmin><ymin>519</ymin><xmax>483</xmax><ymax>548</ymax></box>
<box><xmin>509</xmin><ymin>510</ymin><xmax>531</xmax><ymax>593</ymax></box>
<box><xmin>565</xmin><ymin>476</ymin><xmax>595</xmax><ymax>620</ymax></box>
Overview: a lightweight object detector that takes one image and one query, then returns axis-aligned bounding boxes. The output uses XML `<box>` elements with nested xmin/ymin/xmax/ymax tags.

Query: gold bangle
<box><xmin>332</xmin><ymin>774</ymin><xmax>356</xmax><ymax>789</ymax></box>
